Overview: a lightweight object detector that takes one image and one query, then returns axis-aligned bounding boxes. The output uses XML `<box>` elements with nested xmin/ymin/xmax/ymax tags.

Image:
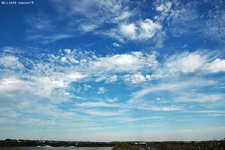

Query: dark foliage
<box><xmin>112</xmin><ymin>143</ymin><xmax>140</xmax><ymax>150</ymax></box>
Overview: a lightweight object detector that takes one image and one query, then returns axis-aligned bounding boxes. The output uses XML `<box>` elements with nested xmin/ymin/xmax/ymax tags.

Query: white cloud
<box><xmin>129</xmin><ymin>102</ymin><xmax>184</xmax><ymax>111</ymax></box>
<box><xmin>60</xmin><ymin>57</ymin><xmax>67</xmax><ymax>62</ymax></box>
<box><xmin>84</xmin><ymin>84</ymin><xmax>91</xmax><ymax>91</ymax></box>
<box><xmin>90</xmin><ymin>51</ymin><xmax>158</xmax><ymax>73</ymax></box>
<box><xmin>120</xmin><ymin>23</ymin><xmax>137</xmax><ymax>40</ymax></box>
<box><xmin>146</xmin><ymin>105</ymin><xmax>183</xmax><ymax>111</ymax></box>
<box><xmin>1</xmin><ymin>47</ymin><xmax>225</xmax><ymax>128</ymax></box>
<box><xmin>159</xmin><ymin>51</ymin><xmax>225</xmax><ymax>75</ymax></box>
<box><xmin>67</xmin><ymin>72</ymin><xmax>88</xmax><ymax>81</ymax></box>
<box><xmin>98</xmin><ymin>87</ymin><xmax>107</xmax><ymax>94</ymax></box>
<box><xmin>25</xmin><ymin>0</ymin><xmax>166</xmax><ymax>44</ymax></box>
<box><xmin>0</xmin><ymin>78</ymin><xmax>30</xmax><ymax>92</ymax></box>
<box><xmin>39</xmin><ymin>77</ymin><xmax>66</xmax><ymax>88</ymax></box>
<box><xmin>109</xmin><ymin>116</ymin><xmax>163</xmax><ymax>123</ymax></box>
<box><xmin>25</xmin><ymin>13</ymin><xmax>52</xmax><ymax>31</ymax></box>
<box><xmin>175</xmin><ymin>94</ymin><xmax>224</xmax><ymax>103</ymax></box>
<box><xmin>205</xmin><ymin>59</ymin><xmax>225</xmax><ymax>73</ymax></box>
<box><xmin>203</xmin><ymin>2</ymin><xmax>225</xmax><ymax>43</ymax></box>
<box><xmin>0</xmin><ymin>77</ymin><xmax>69</xmax><ymax>103</ymax></box>
<box><xmin>166</xmin><ymin>53</ymin><xmax>206</xmax><ymax>73</ymax></box>
<box><xmin>146</xmin><ymin>75</ymin><xmax>151</xmax><ymax>80</ymax></box>
<box><xmin>1</xmin><ymin>48</ymin><xmax>223</xmax><ymax>106</ymax></box>
<box><xmin>48</xmin><ymin>0</ymin><xmax>133</xmax><ymax>34</ymax></box>
<box><xmin>0</xmin><ymin>56</ymin><xmax>24</xmax><ymax>69</ymax></box>
<box><xmin>75</xmin><ymin>102</ymin><xmax>120</xmax><ymax>108</ymax></box>
<box><xmin>107</xmin><ymin>97</ymin><xmax>118</xmax><ymax>103</ymax></box>
<box><xmin>115</xmin><ymin>19</ymin><xmax>162</xmax><ymax>41</ymax></box>
<box><xmin>106</xmin><ymin>75</ymin><xmax>117</xmax><ymax>83</ymax></box>
<box><xmin>139</xmin><ymin>19</ymin><xmax>162</xmax><ymax>39</ymax></box>
<box><xmin>193</xmin><ymin>110</ymin><xmax>225</xmax><ymax>114</ymax></box>
<box><xmin>113</xmin><ymin>42</ymin><xmax>120</xmax><ymax>47</ymax></box>
<box><xmin>154</xmin><ymin>2</ymin><xmax>172</xmax><ymax>23</ymax></box>
<box><xmin>179</xmin><ymin>54</ymin><xmax>205</xmax><ymax>73</ymax></box>
<box><xmin>64</xmin><ymin>49</ymin><xmax>71</xmax><ymax>54</ymax></box>
<box><xmin>25</xmin><ymin>11</ymin><xmax>75</xmax><ymax>43</ymax></box>
<box><xmin>95</xmin><ymin>76</ymin><xmax>107</xmax><ymax>82</ymax></box>
<box><xmin>0</xmin><ymin>49</ymin><xmax>92</xmax><ymax>102</ymax></box>
<box><xmin>125</xmin><ymin>72</ymin><xmax>150</xmax><ymax>83</ymax></box>
<box><xmin>114</xmin><ymin>11</ymin><xmax>132</xmax><ymax>22</ymax></box>
<box><xmin>74</xmin><ymin>96</ymin><xmax>86</xmax><ymax>100</ymax></box>
<box><xmin>30</xmin><ymin>77</ymin><xmax>68</xmax><ymax>99</ymax></box>
<box><xmin>154</xmin><ymin>1</ymin><xmax>199</xmax><ymax>37</ymax></box>
<box><xmin>81</xmin><ymin>24</ymin><xmax>98</xmax><ymax>32</ymax></box>
<box><xmin>34</xmin><ymin>34</ymin><xmax>75</xmax><ymax>44</ymax></box>
<box><xmin>68</xmin><ymin>57</ymin><xmax>79</xmax><ymax>64</ymax></box>
<box><xmin>0</xmin><ymin>91</ymin><xmax>79</xmax><ymax>126</ymax></box>
<box><xmin>156</xmin><ymin>4</ymin><xmax>165</xmax><ymax>12</ymax></box>
<box><xmin>155</xmin><ymin>2</ymin><xmax>172</xmax><ymax>12</ymax></box>
<box><xmin>128</xmin><ymin>78</ymin><xmax>214</xmax><ymax>105</ymax></box>
<box><xmin>77</xmin><ymin>109</ymin><xmax>121</xmax><ymax>117</ymax></box>
<box><xmin>57</xmin><ymin>49</ymin><xmax>80</xmax><ymax>64</ymax></box>
<box><xmin>0</xmin><ymin>48</ymin><xmax>154</xmax><ymax>104</ymax></box>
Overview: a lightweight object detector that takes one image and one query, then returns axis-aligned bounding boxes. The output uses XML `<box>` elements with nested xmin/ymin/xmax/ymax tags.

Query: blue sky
<box><xmin>0</xmin><ymin>0</ymin><xmax>225</xmax><ymax>141</ymax></box>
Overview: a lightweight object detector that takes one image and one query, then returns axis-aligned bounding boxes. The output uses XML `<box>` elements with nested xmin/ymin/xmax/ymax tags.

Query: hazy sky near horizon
<box><xmin>0</xmin><ymin>0</ymin><xmax>225</xmax><ymax>141</ymax></box>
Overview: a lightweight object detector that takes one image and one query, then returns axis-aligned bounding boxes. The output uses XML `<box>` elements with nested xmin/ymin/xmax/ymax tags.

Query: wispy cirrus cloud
<box><xmin>25</xmin><ymin>13</ymin><xmax>76</xmax><ymax>44</ymax></box>
<box><xmin>202</xmin><ymin>0</ymin><xmax>225</xmax><ymax>43</ymax></box>
<box><xmin>109</xmin><ymin>116</ymin><xmax>163</xmax><ymax>123</ymax></box>
<box><xmin>153</xmin><ymin>0</ymin><xmax>225</xmax><ymax>44</ymax></box>
<box><xmin>74</xmin><ymin>102</ymin><xmax>121</xmax><ymax>108</ymax></box>
<box><xmin>154</xmin><ymin>0</ymin><xmax>199</xmax><ymax>36</ymax></box>
<box><xmin>175</xmin><ymin>93</ymin><xmax>224</xmax><ymax>103</ymax></box>
<box><xmin>25</xmin><ymin>0</ymin><xmax>134</xmax><ymax>44</ymax></box>
<box><xmin>27</xmin><ymin>33</ymin><xmax>75</xmax><ymax>44</ymax></box>
<box><xmin>75</xmin><ymin>108</ymin><xmax>122</xmax><ymax>117</ymax></box>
